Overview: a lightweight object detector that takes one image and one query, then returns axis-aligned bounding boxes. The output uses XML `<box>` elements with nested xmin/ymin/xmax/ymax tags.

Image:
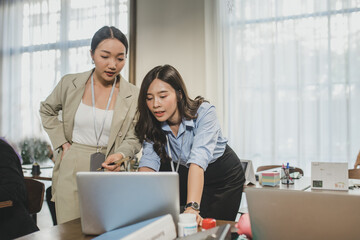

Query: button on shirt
<box><xmin>139</xmin><ymin>102</ymin><xmax>228</xmax><ymax>171</ymax></box>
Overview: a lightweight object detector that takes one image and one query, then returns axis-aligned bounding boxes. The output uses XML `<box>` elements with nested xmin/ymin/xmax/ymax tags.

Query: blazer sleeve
<box><xmin>39</xmin><ymin>77</ymin><xmax>67</xmax><ymax>150</ymax></box>
<box><xmin>114</xmin><ymin>110</ymin><xmax>142</xmax><ymax>158</ymax></box>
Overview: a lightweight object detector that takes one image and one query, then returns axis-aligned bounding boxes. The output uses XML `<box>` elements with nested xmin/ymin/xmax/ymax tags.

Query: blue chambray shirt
<box><xmin>139</xmin><ymin>102</ymin><xmax>228</xmax><ymax>171</ymax></box>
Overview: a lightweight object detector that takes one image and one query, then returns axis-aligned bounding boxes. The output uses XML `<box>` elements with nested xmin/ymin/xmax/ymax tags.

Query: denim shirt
<box><xmin>139</xmin><ymin>102</ymin><xmax>227</xmax><ymax>171</ymax></box>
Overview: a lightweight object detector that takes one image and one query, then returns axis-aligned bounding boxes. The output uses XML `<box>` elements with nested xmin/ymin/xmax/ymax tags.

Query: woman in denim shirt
<box><xmin>135</xmin><ymin>65</ymin><xmax>245</xmax><ymax>225</ymax></box>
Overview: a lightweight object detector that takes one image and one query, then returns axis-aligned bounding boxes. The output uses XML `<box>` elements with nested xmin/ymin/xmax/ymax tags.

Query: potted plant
<box><xmin>19</xmin><ymin>138</ymin><xmax>51</xmax><ymax>175</ymax></box>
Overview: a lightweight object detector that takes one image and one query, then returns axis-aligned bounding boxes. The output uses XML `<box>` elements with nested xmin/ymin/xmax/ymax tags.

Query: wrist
<box><xmin>62</xmin><ymin>142</ymin><xmax>70</xmax><ymax>150</ymax></box>
<box><xmin>184</xmin><ymin>201</ymin><xmax>200</xmax><ymax>212</ymax></box>
<box><xmin>185</xmin><ymin>207</ymin><xmax>200</xmax><ymax>213</ymax></box>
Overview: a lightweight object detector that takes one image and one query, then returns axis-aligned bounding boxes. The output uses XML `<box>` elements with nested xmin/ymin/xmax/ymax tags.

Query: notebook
<box><xmin>76</xmin><ymin>172</ymin><xmax>180</xmax><ymax>235</ymax></box>
<box><xmin>245</xmin><ymin>187</ymin><xmax>360</xmax><ymax>240</ymax></box>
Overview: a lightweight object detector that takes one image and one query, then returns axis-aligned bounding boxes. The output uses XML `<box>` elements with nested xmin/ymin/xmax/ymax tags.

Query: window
<box><xmin>224</xmin><ymin>0</ymin><xmax>360</xmax><ymax>174</ymax></box>
<box><xmin>1</xmin><ymin>0</ymin><xmax>130</xmax><ymax>143</ymax></box>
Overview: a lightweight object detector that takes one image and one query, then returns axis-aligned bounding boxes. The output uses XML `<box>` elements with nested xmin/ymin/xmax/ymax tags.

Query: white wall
<box><xmin>136</xmin><ymin>0</ymin><xmax>226</xmax><ymax>129</ymax></box>
<box><xmin>136</xmin><ymin>0</ymin><xmax>206</xmax><ymax>100</ymax></box>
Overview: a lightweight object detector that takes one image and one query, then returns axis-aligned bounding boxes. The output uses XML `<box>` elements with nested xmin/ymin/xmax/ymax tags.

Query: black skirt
<box><xmin>160</xmin><ymin>144</ymin><xmax>245</xmax><ymax>221</ymax></box>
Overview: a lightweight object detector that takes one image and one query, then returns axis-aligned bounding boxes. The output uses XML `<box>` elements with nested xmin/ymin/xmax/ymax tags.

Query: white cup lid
<box><xmin>179</xmin><ymin>213</ymin><xmax>196</xmax><ymax>223</ymax></box>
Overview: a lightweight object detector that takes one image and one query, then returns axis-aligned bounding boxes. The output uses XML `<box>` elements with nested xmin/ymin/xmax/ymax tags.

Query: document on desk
<box><xmin>93</xmin><ymin>214</ymin><xmax>176</xmax><ymax>240</ymax></box>
<box><xmin>311</xmin><ymin>162</ymin><xmax>348</xmax><ymax>191</ymax></box>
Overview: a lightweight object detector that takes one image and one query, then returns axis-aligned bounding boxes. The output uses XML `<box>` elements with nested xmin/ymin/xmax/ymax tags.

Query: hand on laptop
<box><xmin>101</xmin><ymin>153</ymin><xmax>124</xmax><ymax>171</ymax></box>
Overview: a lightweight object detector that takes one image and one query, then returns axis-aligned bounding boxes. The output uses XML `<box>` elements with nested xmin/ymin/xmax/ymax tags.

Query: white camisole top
<box><xmin>72</xmin><ymin>101</ymin><xmax>114</xmax><ymax>147</ymax></box>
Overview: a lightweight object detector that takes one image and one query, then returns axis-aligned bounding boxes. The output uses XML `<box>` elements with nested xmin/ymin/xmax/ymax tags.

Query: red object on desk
<box><xmin>202</xmin><ymin>218</ymin><xmax>216</xmax><ymax>230</ymax></box>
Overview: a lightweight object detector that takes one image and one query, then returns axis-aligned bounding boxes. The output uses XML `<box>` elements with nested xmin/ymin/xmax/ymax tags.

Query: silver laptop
<box><xmin>76</xmin><ymin>172</ymin><xmax>180</xmax><ymax>235</ymax></box>
<box><xmin>245</xmin><ymin>188</ymin><xmax>360</xmax><ymax>240</ymax></box>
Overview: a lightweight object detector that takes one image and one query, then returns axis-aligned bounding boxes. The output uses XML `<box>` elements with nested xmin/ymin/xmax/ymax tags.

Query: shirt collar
<box><xmin>161</xmin><ymin>118</ymin><xmax>194</xmax><ymax>137</ymax></box>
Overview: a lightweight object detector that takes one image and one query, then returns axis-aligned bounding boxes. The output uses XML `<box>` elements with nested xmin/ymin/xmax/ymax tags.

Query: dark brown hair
<box><xmin>91</xmin><ymin>26</ymin><xmax>128</xmax><ymax>54</ymax></box>
<box><xmin>135</xmin><ymin>65</ymin><xmax>206</xmax><ymax>163</ymax></box>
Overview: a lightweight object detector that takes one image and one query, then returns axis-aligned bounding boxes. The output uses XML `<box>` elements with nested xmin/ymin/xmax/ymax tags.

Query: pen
<box><xmin>96</xmin><ymin>156</ymin><xmax>131</xmax><ymax>171</ymax></box>
<box><xmin>286</xmin><ymin>163</ymin><xmax>289</xmax><ymax>185</ymax></box>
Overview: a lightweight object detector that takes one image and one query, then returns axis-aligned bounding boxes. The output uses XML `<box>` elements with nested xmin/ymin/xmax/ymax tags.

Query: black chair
<box><xmin>24</xmin><ymin>178</ymin><xmax>45</xmax><ymax>223</ymax></box>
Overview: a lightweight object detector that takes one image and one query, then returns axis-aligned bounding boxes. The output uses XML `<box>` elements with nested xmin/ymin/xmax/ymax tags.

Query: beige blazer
<box><xmin>39</xmin><ymin>69</ymin><xmax>141</xmax><ymax>158</ymax></box>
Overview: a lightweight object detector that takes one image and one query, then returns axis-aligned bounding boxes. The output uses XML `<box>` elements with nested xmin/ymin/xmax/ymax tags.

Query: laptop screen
<box><xmin>76</xmin><ymin>172</ymin><xmax>180</xmax><ymax>235</ymax></box>
<box><xmin>245</xmin><ymin>188</ymin><xmax>360</xmax><ymax>240</ymax></box>
<box><xmin>241</xmin><ymin>161</ymin><xmax>248</xmax><ymax>173</ymax></box>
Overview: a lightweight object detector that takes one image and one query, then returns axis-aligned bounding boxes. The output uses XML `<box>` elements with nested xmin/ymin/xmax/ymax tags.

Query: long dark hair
<box><xmin>135</xmin><ymin>65</ymin><xmax>206</xmax><ymax>163</ymax></box>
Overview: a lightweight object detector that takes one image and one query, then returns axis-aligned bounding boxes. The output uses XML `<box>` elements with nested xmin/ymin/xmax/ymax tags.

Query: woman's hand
<box><xmin>61</xmin><ymin>142</ymin><xmax>71</xmax><ymax>160</ymax></box>
<box><xmin>184</xmin><ymin>207</ymin><xmax>203</xmax><ymax>226</ymax></box>
<box><xmin>101</xmin><ymin>153</ymin><xmax>124</xmax><ymax>171</ymax></box>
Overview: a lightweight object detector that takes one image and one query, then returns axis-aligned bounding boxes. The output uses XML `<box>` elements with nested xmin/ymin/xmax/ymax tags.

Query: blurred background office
<box><xmin>1</xmin><ymin>0</ymin><xmax>359</xmax><ymax>179</ymax></box>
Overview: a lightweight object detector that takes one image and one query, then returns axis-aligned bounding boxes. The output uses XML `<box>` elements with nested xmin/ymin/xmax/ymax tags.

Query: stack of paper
<box><xmin>260</xmin><ymin>172</ymin><xmax>280</xmax><ymax>187</ymax></box>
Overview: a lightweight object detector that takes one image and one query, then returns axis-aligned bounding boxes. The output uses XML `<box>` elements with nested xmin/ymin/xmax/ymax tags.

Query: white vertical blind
<box><xmin>0</xmin><ymin>0</ymin><xmax>129</xmax><ymax>144</ymax></box>
<box><xmin>222</xmin><ymin>0</ymin><xmax>360</xmax><ymax>174</ymax></box>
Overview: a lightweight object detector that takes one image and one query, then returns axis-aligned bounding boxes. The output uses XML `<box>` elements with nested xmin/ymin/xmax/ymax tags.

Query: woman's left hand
<box><xmin>101</xmin><ymin>153</ymin><xmax>123</xmax><ymax>171</ymax></box>
<box><xmin>184</xmin><ymin>208</ymin><xmax>203</xmax><ymax>226</ymax></box>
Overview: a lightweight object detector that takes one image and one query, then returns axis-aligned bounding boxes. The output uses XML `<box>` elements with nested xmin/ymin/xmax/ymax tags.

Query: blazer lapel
<box><xmin>63</xmin><ymin>70</ymin><xmax>92</xmax><ymax>142</ymax></box>
<box><xmin>106</xmin><ymin>76</ymin><xmax>134</xmax><ymax>155</ymax></box>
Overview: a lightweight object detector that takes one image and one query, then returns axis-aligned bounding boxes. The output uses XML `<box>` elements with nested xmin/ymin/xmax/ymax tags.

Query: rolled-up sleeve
<box><xmin>186</xmin><ymin>105</ymin><xmax>220</xmax><ymax>171</ymax></box>
<box><xmin>39</xmin><ymin>77</ymin><xmax>67</xmax><ymax>150</ymax></box>
<box><xmin>138</xmin><ymin>140</ymin><xmax>161</xmax><ymax>171</ymax></box>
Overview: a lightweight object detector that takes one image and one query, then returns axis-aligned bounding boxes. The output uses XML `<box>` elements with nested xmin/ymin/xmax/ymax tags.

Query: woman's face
<box><xmin>146</xmin><ymin>79</ymin><xmax>181</xmax><ymax>125</ymax></box>
<box><xmin>91</xmin><ymin>38</ymin><xmax>126</xmax><ymax>83</ymax></box>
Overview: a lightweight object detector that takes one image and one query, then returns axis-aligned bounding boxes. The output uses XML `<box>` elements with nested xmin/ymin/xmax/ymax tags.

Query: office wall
<box><xmin>136</xmin><ymin>0</ymin><xmax>206</xmax><ymax>100</ymax></box>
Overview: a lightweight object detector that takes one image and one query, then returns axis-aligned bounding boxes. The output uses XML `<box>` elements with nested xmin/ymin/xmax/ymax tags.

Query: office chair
<box><xmin>348</xmin><ymin>169</ymin><xmax>360</xmax><ymax>179</ymax></box>
<box><xmin>0</xmin><ymin>179</ymin><xmax>44</xmax><ymax>223</ymax></box>
<box><xmin>256</xmin><ymin>165</ymin><xmax>304</xmax><ymax>176</ymax></box>
<box><xmin>24</xmin><ymin>178</ymin><xmax>45</xmax><ymax>223</ymax></box>
<box><xmin>0</xmin><ymin>200</ymin><xmax>13</xmax><ymax>208</ymax></box>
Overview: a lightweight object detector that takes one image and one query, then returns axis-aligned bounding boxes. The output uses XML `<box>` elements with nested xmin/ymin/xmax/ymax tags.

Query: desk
<box><xmin>247</xmin><ymin>176</ymin><xmax>311</xmax><ymax>191</ymax></box>
<box><xmin>306</xmin><ymin>188</ymin><xmax>360</xmax><ymax>195</ymax></box>
<box><xmin>247</xmin><ymin>176</ymin><xmax>360</xmax><ymax>194</ymax></box>
<box><xmin>17</xmin><ymin>218</ymin><xmax>236</xmax><ymax>240</ymax></box>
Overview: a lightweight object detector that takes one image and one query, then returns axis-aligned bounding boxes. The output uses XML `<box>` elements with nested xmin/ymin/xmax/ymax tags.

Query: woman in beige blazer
<box><xmin>40</xmin><ymin>26</ymin><xmax>141</xmax><ymax>224</ymax></box>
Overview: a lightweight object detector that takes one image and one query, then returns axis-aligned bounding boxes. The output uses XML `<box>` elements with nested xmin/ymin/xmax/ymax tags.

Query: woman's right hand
<box><xmin>61</xmin><ymin>142</ymin><xmax>71</xmax><ymax>160</ymax></box>
<box><xmin>184</xmin><ymin>208</ymin><xmax>203</xmax><ymax>226</ymax></box>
